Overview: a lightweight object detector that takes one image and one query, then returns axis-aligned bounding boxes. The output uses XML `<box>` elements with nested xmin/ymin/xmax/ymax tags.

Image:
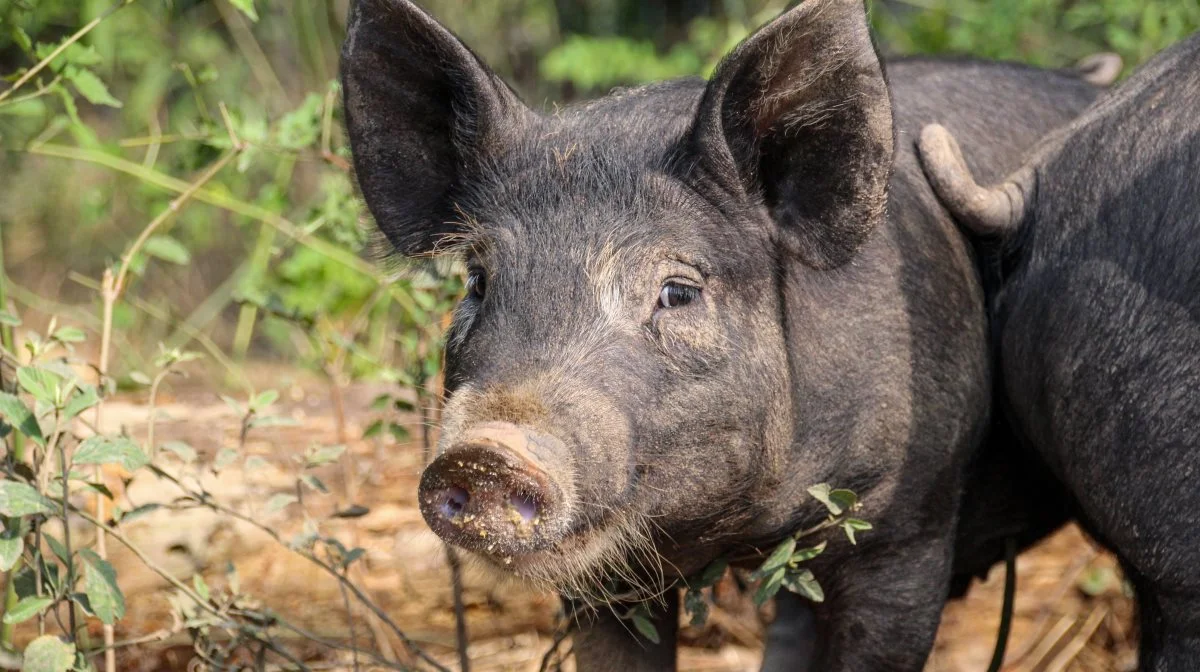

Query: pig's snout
<box><xmin>419</xmin><ymin>423</ymin><xmax>571</xmax><ymax>559</ymax></box>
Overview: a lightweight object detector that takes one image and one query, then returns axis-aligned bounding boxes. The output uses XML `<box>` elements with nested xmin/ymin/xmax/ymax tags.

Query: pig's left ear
<box><xmin>690</xmin><ymin>0</ymin><xmax>893</xmax><ymax>269</ymax></box>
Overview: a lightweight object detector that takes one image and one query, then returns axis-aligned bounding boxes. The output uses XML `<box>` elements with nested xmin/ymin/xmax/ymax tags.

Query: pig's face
<box><xmin>341</xmin><ymin>0</ymin><xmax>891</xmax><ymax>598</ymax></box>
<box><xmin>425</xmin><ymin>140</ymin><xmax>790</xmax><ymax>598</ymax></box>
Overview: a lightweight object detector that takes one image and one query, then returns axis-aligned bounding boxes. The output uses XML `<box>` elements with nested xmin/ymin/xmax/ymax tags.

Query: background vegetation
<box><xmin>0</xmin><ymin>0</ymin><xmax>1197</xmax><ymax>670</ymax></box>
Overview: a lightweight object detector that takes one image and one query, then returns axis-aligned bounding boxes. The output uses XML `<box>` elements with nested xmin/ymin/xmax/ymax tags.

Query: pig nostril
<box><xmin>441</xmin><ymin>486</ymin><xmax>470</xmax><ymax>518</ymax></box>
<box><xmin>509</xmin><ymin>492</ymin><xmax>539</xmax><ymax>521</ymax></box>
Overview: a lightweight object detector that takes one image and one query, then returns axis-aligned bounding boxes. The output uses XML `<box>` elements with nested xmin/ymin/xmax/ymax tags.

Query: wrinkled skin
<box><xmin>920</xmin><ymin>33</ymin><xmax>1200</xmax><ymax>671</ymax></box>
<box><xmin>340</xmin><ymin>0</ymin><xmax>1102</xmax><ymax>669</ymax></box>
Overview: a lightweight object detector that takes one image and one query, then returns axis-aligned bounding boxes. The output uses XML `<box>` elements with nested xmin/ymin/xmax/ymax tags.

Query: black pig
<box><xmin>919</xmin><ymin>33</ymin><xmax>1200</xmax><ymax>672</ymax></box>
<box><xmin>341</xmin><ymin>0</ymin><xmax>1104</xmax><ymax>668</ymax></box>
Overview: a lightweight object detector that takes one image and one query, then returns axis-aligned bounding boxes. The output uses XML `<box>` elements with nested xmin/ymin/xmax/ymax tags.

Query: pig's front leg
<box><xmin>810</xmin><ymin>537</ymin><xmax>954</xmax><ymax>671</ymax></box>
<box><xmin>761</xmin><ymin>591</ymin><xmax>818</xmax><ymax>672</ymax></box>
<box><xmin>569</xmin><ymin>591</ymin><xmax>679</xmax><ymax>672</ymax></box>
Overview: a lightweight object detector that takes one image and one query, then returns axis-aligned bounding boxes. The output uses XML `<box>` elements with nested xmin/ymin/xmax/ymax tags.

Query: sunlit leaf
<box><xmin>74</xmin><ymin>435</ymin><xmax>149</xmax><ymax>472</ymax></box>
<box><xmin>142</xmin><ymin>235</ymin><xmax>191</xmax><ymax>265</ymax></box>
<box><xmin>0</xmin><ymin>528</ymin><xmax>23</xmax><ymax>571</ymax></box>
<box><xmin>228</xmin><ymin>0</ymin><xmax>259</xmax><ymax>21</ymax></box>
<box><xmin>20</xmin><ymin>634</ymin><xmax>74</xmax><ymax>672</ymax></box>
<box><xmin>305</xmin><ymin>444</ymin><xmax>345</xmax><ymax>468</ymax></box>
<box><xmin>265</xmin><ymin>493</ymin><xmax>298</xmax><ymax>513</ymax></box>
<box><xmin>160</xmin><ymin>441</ymin><xmax>197</xmax><ymax>462</ymax></box>
<box><xmin>0</xmin><ymin>481</ymin><xmax>55</xmax><ymax>517</ymax></box>
<box><xmin>1</xmin><ymin>595</ymin><xmax>52</xmax><ymax>625</ymax></box>
<box><xmin>782</xmin><ymin>569</ymin><xmax>825</xmax><ymax>603</ymax></box>
<box><xmin>213</xmin><ymin>448</ymin><xmax>239</xmax><ymax>471</ymax></box>
<box><xmin>17</xmin><ymin>367</ymin><xmax>61</xmax><ymax>406</ymax></box>
<box><xmin>752</xmin><ymin>538</ymin><xmax>795</xmax><ymax>580</ymax></box>
<box><xmin>50</xmin><ymin>327</ymin><xmax>86</xmax><ymax>343</ymax></box>
<box><xmin>842</xmin><ymin>518</ymin><xmax>873</xmax><ymax>545</ymax></box>
<box><xmin>193</xmin><ymin>574</ymin><xmax>210</xmax><ymax>602</ymax></box>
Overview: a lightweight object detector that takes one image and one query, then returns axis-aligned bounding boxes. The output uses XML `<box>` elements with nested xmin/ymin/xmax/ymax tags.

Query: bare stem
<box><xmin>92</xmin><ymin>147</ymin><xmax>238</xmax><ymax>672</ymax></box>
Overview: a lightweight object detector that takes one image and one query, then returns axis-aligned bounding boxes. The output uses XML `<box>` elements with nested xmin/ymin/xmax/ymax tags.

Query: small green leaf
<box><xmin>43</xmin><ymin>533</ymin><xmax>70</xmax><ymax>565</ymax></box>
<box><xmin>790</xmin><ymin>541</ymin><xmax>827</xmax><ymax>564</ymax></box>
<box><xmin>841</xmin><ymin>518</ymin><xmax>872</xmax><ymax>545</ymax></box>
<box><xmin>305</xmin><ymin>444</ymin><xmax>345</xmax><ymax>468</ymax></box>
<box><xmin>50</xmin><ymin>327</ymin><xmax>86</xmax><ymax>344</ymax></box>
<box><xmin>142</xmin><ymin>235</ymin><xmax>190</xmax><ymax>265</ymax></box>
<box><xmin>752</xmin><ymin>538</ymin><xmax>796</xmax><ymax>580</ymax></box>
<box><xmin>299</xmin><ymin>474</ymin><xmax>328</xmax><ymax>493</ymax></box>
<box><xmin>79</xmin><ymin>481</ymin><xmax>115</xmax><ymax>500</ymax></box>
<box><xmin>631</xmin><ymin>612</ymin><xmax>660</xmax><ymax>644</ymax></box>
<box><xmin>341</xmin><ymin>548</ymin><xmax>366</xmax><ymax>568</ymax></box>
<box><xmin>161</xmin><ymin>441</ymin><xmax>197</xmax><ymax>462</ymax></box>
<box><xmin>362</xmin><ymin>419</ymin><xmax>385</xmax><ymax>439</ymax></box>
<box><xmin>79</xmin><ymin>548</ymin><xmax>125</xmax><ymax>624</ymax></box>
<box><xmin>244</xmin><ymin>456</ymin><xmax>268</xmax><ymax>471</ymax></box>
<box><xmin>115</xmin><ymin>503</ymin><xmax>161</xmax><ymax>525</ymax></box>
<box><xmin>1077</xmin><ymin>566</ymin><xmax>1117</xmax><ymax>597</ymax></box>
<box><xmin>128</xmin><ymin>371</ymin><xmax>152</xmax><ymax>386</ymax></box>
<box><xmin>17</xmin><ymin>367</ymin><xmax>61</xmax><ymax>405</ymax></box>
<box><xmin>220</xmin><ymin>394</ymin><xmax>243</xmax><ymax>415</ymax></box>
<box><xmin>20</xmin><ymin>634</ymin><xmax>75</xmax><ymax>672</ymax></box>
<box><xmin>228</xmin><ymin>0</ymin><xmax>259</xmax><ymax>21</ymax></box>
<box><xmin>782</xmin><ymin>569</ymin><xmax>825</xmax><ymax>603</ymax></box>
<box><xmin>0</xmin><ymin>391</ymin><xmax>44</xmax><ymax>445</ymax></box>
<box><xmin>0</xmin><ymin>310</ymin><xmax>21</xmax><ymax>326</ymax></box>
<box><xmin>193</xmin><ymin>574</ymin><xmax>210</xmax><ymax>602</ymax></box>
<box><xmin>251</xmin><ymin>389</ymin><xmax>278</xmax><ymax>410</ymax></box>
<box><xmin>74</xmin><ymin>435</ymin><xmax>149</xmax><ymax>472</ymax></box>
<box><xmin>213</xmin><ymin>448</ymin><xmax>239</xmax><ymax>471</ymax></box>
<box><xmin>0</xmin><ymin>529</ymin><xmax>23</xmax><ymax>571</ymax></box>
<box><xmin>807</xmin><ymin>483</ymin><xmax>842</xmax><ymax>515</ymax></box>
<box><xmin>1</xmin><ymin>595</ymin><xmax>52</xmax><ymax>624</ymax></box>
<box><xmin>696</xmin><ymin>558</ymin><xmax>728</xmax><ymax>588</ymax></box>
<box><xmin>62</xmin><ymin>384</ymin><xmax>100</xmax><ymax>421</ymax></box>
<box><xmin>0</xmin><ymin>481</ymin><xmax>56</xmax><ymax>517</ymax></box>
<box><xmin>828</xmin><ymin>489</ymin><xmax>858</xmax><ymax>514</ymax></box>
<box><xmin>265</xmin><ymin>493</ymin><xmax>298</xmax><ymax>513</ymax></box>
<box><xmin>753</xmin><ymin>567</ymin><xmax>786</xmax><ymax>606</ymax></box>
<box><xmin>248</xmin><ymin>415</ymin><xmax>299</xmax><ymax>429</ymax></box>
<box><xmin>64</xmin><ymin>66</ymin><xmax>122</xmax><ymax>107</ymax></box>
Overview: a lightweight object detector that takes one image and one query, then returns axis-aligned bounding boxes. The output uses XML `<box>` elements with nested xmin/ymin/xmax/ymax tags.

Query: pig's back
<box><xmin>998</xmin><ymin>34</ymin><xmax>1200</xmax><ymax>594</ymax></box>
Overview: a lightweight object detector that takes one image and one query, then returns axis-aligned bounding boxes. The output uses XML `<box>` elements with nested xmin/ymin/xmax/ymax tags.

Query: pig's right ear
<box><xmin>689</xmin><ymin>0</ymin><xmax>893</xmax><ymax>269</ymax></box>
<box><xmin>341</xmin><ymin>0</ymin><xmax>530</xmax><ymax>256</ymax></box>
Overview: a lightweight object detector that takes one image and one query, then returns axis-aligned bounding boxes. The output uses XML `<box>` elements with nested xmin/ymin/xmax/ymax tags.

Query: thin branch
<box><xmin>155</xmin><ymin>479</ymin><xmax>450</xmax><ymax>672</ymax></box>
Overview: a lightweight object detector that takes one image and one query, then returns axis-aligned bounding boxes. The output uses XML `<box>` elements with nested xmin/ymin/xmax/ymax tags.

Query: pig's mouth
<box><xmin>457</xmin><ymin>513</ymin><xmax>666</xmax><ymax>603</ymax></box>
<box><xmin>418</xmin><ymin>422</ymin><xmax>667</xmax><ymax>601</ymax></box>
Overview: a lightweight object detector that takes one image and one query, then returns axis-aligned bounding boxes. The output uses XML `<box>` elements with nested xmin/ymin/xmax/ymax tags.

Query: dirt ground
<box><xmin>34</xmin><ymin>367</ymin><xmax>1136</xmax><ymax>671</ymax></box>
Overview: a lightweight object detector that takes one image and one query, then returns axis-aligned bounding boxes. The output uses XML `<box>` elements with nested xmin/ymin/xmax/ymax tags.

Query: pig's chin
<box><xmin>462</xmin><ymin>516</ymin><xmax>666</xmax><ymax>603</ymax></box>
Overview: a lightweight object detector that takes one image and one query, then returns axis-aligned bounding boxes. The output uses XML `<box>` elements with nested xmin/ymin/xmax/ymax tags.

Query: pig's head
<box><xmin>342</xmin><ymin>0</ymin><xmax>891</xmax><ymax>599</ymax></box>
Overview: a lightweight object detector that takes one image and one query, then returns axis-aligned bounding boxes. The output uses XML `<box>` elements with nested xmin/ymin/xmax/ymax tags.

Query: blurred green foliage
<box><xmin>0</xmin><ymin>0</ymin><xmax>1197</xmax><ymax>384</ymax></box>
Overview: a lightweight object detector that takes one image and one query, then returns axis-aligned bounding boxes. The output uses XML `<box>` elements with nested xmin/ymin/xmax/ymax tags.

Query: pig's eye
<box><xmin>466</xmin><ymin>269</ymin><xmax>487</xmax><ymax>300</ymax></box>
<box><xmin>658</xmin><ymin>281</ymin><xmax>700</xmax><ymax>309</ymax></box>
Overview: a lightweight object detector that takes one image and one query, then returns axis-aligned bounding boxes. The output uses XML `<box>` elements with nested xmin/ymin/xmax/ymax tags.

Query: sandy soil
<box><xmin>14</xmin><ymin>369</ymin><xmax>1135</xmax><ymax>671</ymax></box>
